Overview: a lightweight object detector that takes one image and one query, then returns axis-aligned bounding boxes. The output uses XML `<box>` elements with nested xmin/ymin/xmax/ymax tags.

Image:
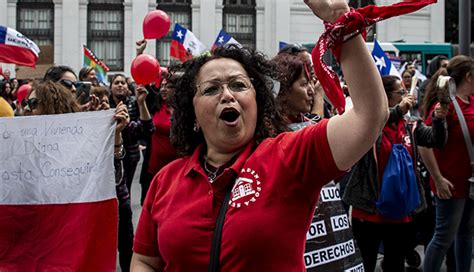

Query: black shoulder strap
<box><xmin>208</xmin><ymin>185</ymin><xmax>233</xmax><ymax>272</ymax></box>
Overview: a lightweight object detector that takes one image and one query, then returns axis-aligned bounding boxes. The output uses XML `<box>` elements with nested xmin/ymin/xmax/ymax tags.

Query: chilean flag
<box><xmin>170</xmin><ymin>23</ymin><xmax>205</xmax><ymax>62</ymax></box>
<box><xmin>0</xmin><ymin>111</ymin><xmax>118</xmax><ymax>271</ymax></box>
<box><xmin>372</xmin><ymin>39</ymin><xmax>401</xmax><ymax>78</ymax></box>
<box><xmin>211</xmin><ymin>29</ymin><xmax>241</xmax><ymax>50</ymax></box>
<box><xmin>0</xmin><ymin>25</ymin><xmax>40</xmax><ymax>67</ymax></box>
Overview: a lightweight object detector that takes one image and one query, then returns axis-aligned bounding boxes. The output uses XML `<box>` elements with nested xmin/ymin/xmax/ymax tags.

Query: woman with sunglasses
<box><xmin>23</xmin><ymin>81</ymin><xmax>80</xmax><ymax>115</ymax></box>
<box><xmin>43</xmin><ymin>65</ymin><xmax>78</xmax><ymax>94</ymax></box>
<box><xmin>343</xmin><ymin>75</ymin><xmax>448</xmax><ymax>272</ymax></box>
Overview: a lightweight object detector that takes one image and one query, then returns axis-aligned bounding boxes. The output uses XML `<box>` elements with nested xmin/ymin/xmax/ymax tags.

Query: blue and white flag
<box><xmin>279</xmin><ymin>41</ymin><xmax>289</xmax><ymax>50</ymax></box>
<box><xmin>212</xmin><ymin>29</ymin><xmax>240</xmax><ymax>50</ymax></box>
<box><xmin>372</xmin><ymin>39</ymin><xmax>400</xmax><ymax>78</ymax></box>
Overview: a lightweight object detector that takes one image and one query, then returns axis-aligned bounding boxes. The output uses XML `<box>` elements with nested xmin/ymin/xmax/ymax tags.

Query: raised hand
<box><xmin>114</xmin><ymin>101</ymin><xmax>130</xmax><ymax>133</ymax></box>
<box><xmin>433</xmin><ymin>102</ymin><xmax>448</xmax><ymax>119</ymax></box>
<box><xmin>304</xmin><ymin>0</ymin><xmax>350</xmax><ymax>23</ymax></box>
<box><xmin>136</xmin><ymin>39</ymin><xmax>148</xmax><ymax>56</ymax></box>
<box><xmin>399</xmin><ymin>94</ymin><xmax>416</xmax><ymax>115</ymax></box>
<box><xmin>136</xmin><ymin>85</ymin><xmax>149</xmax><ymax>105</ymax></box>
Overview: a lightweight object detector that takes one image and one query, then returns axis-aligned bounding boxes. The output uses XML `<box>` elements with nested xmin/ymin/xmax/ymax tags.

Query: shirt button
<box><xmin>208</xmin><ymin>190</ymin><xmax>213</xmax><ymax>195</ymax></box>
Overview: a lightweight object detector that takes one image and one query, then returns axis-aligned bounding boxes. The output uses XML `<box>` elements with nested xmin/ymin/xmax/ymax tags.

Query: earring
<box><xmin>193</xmin><ymin>122</ymin><xmax>200</xmax><ymax>132</ymax></box>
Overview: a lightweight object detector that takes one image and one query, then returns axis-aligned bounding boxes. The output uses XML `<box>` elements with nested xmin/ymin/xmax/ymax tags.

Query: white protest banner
<box><xmin>0</xmin><ymin>110</ymin><xmax>116</xmax><ymax>204</ymax></box>
<box><xmin>0</xmin><ymin>110</ymin><xmax>118</xmax><ymax>271</ymax></box>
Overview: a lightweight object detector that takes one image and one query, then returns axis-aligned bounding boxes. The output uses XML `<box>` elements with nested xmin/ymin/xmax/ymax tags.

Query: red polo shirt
<box><xmin>133</xmin><ymin>119</ymin><xmax>344</xmax><ymax>271</ymax></box>
<box><xmin>425</xmin><ymin>96</ymin><xmax>474</xmax><ymax>198</ymax></box>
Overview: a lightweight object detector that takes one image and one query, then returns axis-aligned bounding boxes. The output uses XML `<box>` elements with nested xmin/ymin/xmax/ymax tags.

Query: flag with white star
<box><xmin>371</xmin><ymin>39</ymin><xmax>401</xmax><ymax>78</ymax></box>
<box><xmin>170</xmin><ymin>23</ymin><xmax>205</xmax><ymax>62</ymax></box>
<box><xmin>211</xmin><ymin>29</ymin><xmax>240</xmax><ymax>50</ymax></box>
<box><xmin>372</xmin><ymin>39</ymin><xmax>392</xmax><ymax>76</ymax></box>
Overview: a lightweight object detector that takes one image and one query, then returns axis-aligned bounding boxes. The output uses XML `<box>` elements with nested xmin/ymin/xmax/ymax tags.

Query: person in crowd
<box><xmin>417</xmin><ymin>55</ymin><xmax>449</xmax><ymax>115</ymax></box>
<box><xmin>1</xmin><ymin>69</ymin><xmax>11</xmax><ymax>81</ymax></box>
<box><xmin>130</xmin><ymin>1</ymin><xmax>389</xmax><ymax>270</ymax></box>
<box><xmin>43</xmin><ymin>65</ymin><xmax>78</xmax><ymax>94</ymax></box>
<box><xmin>90</xmin><ymin>86</ymin><xmax>111</xmax><ymax>111</ymax></box>
<box><xmin>13</xmin><ymin>82</ymin><xmax>32</xmax><ymax>116</ymax></box>
<box><xmin>343</xmin><ymin>75</ymin><xmax>448</xmax><ymax>272</ymax></box>
<box><xmin>134</xmin><ymin>38</ymin><xmax>179</xmax><ymax>205</ymax></box>
<box><xmin>277</xmin><ymin>44</ymin><xmax>326</xmax><ymax>119</ymax></box>
<box><xmin>421</xmin><ymin>55</ymin><xmax>474</xmax><ymax>272</ymax></box>
<box><xmin>22</xmin><ymin>81</ymin><xmax>81</xmax><ymax>115</ymax></box>
<box><xmin>0</xmin><ymin>81</ymin><xmax>15</xmax><ymax>110</ymax></box>
<box><xmin>402</xmin><ymin>69</ymin><xmax>415</xmax><ymax>91</ymax></box>
<box><xmin>401</xmin><ymin>69</ymin><xmax>422</xmax><ymax>117</ymax></box>
<box><xmin>9</xmin><ymin>78</ymin><xmax>18</xmax><ymax>97</ymax></box>
<box><xmin>109</xmin><ymin>73</ymin><xmax>153</xmax><ymax>193</ymax></box>
<box><xmin>272</xmin><ymin>52</ymin><xmax>316</xmax><ymax>125</ymax></box>
<box><xmin>79</xmin><ymin>66</ymin><xmax>100</xmax><ymax>86</ymax></box>
<box><xmin>22</xmin><ymin>80</ymin><xmax>134</xmax><ymax>271</ymax></box>
<box><xmin>273</xmin><ymin>50</ymin><xmax>364</xmax><ymax>270</ymax></box>
<box><xmin>138</xmin><ymin>68</ymin><xmax>181</xmax><ymax>206</ymax></box>
<box><xmin>44</xmin><ymin>65</ymin><xmax>103</xmax><ymax>111</ymax></box>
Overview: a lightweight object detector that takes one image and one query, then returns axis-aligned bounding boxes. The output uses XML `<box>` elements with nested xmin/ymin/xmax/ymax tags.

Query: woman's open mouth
<box><xmin>219</xmin><ymin>108</ymin><xmax>240</xmax><ymax>126</ymax></box>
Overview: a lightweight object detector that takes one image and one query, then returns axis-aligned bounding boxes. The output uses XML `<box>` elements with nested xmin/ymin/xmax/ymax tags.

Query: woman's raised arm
<box><xmin>305</xmin><ymin>0</ymin><xmax>388</xmax><ymax>170</ymax></box>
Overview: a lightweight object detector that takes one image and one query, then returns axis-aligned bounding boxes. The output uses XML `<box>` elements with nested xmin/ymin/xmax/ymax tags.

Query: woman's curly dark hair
<box><xmin>171</xmin><ymin>45</ymin><xmax>288</xmax><ymax>156</ymax></box>
<box><xmin>29</xmin><ymin>80</ymin><xmax>80</xmax><ymax>114</ymax></box>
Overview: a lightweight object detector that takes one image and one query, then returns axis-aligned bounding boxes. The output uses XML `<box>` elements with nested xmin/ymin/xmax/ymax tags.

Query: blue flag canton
<box><xmin>279</xmin><ymin>41</ymin><xmax>289</xmax><ymax>50</ymax></box>
<box><xmin>214</xmin><ymin>30</ymin><xmax>232</xmax><ymax>46</ymax></box>
<box><xmin>0</xmin><ymin>25</ymin><xmax>7</xmax><ymax>44</ymax></box>
<box><xmin>172</xmin><ymin>24</ymin><xmax>187</xmax><ymax>44</ymax></box>
<box><xmin>372</xmin><ymin>40</ymin><xmax>392</xmax><ymax>76</ymax></box>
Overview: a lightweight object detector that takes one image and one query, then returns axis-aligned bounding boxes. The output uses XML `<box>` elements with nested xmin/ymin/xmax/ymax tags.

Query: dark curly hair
<box><xmin>170</xmin><ymin>45</ymin><xmax>288</xmax><ymax>156</ymax></box>
<box><xmin>29</xmin><ymin>80</ymin><xmax>81</xmax><ymax>114</ymax></box>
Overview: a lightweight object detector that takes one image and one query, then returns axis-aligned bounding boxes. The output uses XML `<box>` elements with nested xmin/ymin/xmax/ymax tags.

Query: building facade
<box><xmin>0</xmin><ymin>0</ymin><xmax>445</xmax><ymax>78</ymax></box>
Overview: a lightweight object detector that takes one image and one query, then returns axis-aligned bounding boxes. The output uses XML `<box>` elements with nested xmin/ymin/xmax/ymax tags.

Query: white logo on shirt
<box><xmin>229</xmin><ymin>168</ymin><xmax>261</xmax><ymax>208</ymax></box>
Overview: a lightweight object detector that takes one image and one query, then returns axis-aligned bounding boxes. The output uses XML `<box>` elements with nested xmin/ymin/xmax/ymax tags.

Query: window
<box><xmin>223</xmin><ymin>0</ymin><xmax>256</xmax><ymax>49</ymax></box>
<box><xmin>87</xmin><ymin>0</ymin><xmax>124</xmax><ymax>71</ymax></box>
<box><xmin>156</xmin><ymin>0</ymin><xmax>192</xmax><ymax>66</ymax></box>
<box><xmin>17</xmin><ymin>0</ymin><xmax>54</xmax><ymax>46</ymax></box>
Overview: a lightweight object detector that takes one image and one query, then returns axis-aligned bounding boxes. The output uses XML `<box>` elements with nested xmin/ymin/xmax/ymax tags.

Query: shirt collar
<box><xmin>184</xmin><ymin>141</ymin><xmax>256</xmax><ymax>178</ymax></box>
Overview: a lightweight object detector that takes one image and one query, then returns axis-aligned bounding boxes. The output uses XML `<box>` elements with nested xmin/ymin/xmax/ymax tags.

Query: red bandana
<box><xmin>312</xmin><ymin>0</ymin><xmax>436</xmax><ymax>114</ymax></box>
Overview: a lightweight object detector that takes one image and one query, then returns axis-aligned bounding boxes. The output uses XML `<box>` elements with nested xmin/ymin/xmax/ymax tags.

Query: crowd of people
<box><xmin>0</xmin><ymin>1</ymin><xmax>473</xmax><ymax>272</ymax></box>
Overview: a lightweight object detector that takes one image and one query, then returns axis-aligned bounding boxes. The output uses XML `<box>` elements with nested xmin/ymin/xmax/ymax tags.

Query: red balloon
<box><xmin>130</xmin><ymin>54</ymin><xmax>161</xmax><ymax>85</ymax></box>
<box><xmin>16</xmin><ymin>83</ymin><xmax>31</xmax><ymax>105</ymax></box>
<box><xmin>143</xmin><ymin>10</ymin><xmax>171</xmax><ymax>39</ymax></box>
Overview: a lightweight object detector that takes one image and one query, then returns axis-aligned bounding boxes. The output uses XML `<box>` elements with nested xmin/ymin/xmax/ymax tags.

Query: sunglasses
<box><xmin>22</xmin><ymin>97</ymin><xmax>39</xmax><ymax>110</ymax></box>
<box><xmin>393</xmin><ymin>89</ymin><xmax>408</xmax><ymax>96</ymax></box>
<box><xmin>59</xmin><ymin>79</ymin><xmax>77</xmax><ymax>89</ymax></box>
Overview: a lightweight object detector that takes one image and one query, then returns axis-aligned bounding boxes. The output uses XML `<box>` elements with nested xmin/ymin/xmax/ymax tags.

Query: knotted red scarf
<box><xmin>312</xmin><ymin>0</ymin><xmax>437</xmax><ymax>114</ymax></box>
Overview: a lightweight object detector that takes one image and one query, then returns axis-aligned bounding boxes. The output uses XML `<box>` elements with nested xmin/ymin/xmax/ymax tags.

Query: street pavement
<box><xmin>120</xmin><ymin>158</ymin><xmax>463</xmax><ymax>272</ymax></box>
